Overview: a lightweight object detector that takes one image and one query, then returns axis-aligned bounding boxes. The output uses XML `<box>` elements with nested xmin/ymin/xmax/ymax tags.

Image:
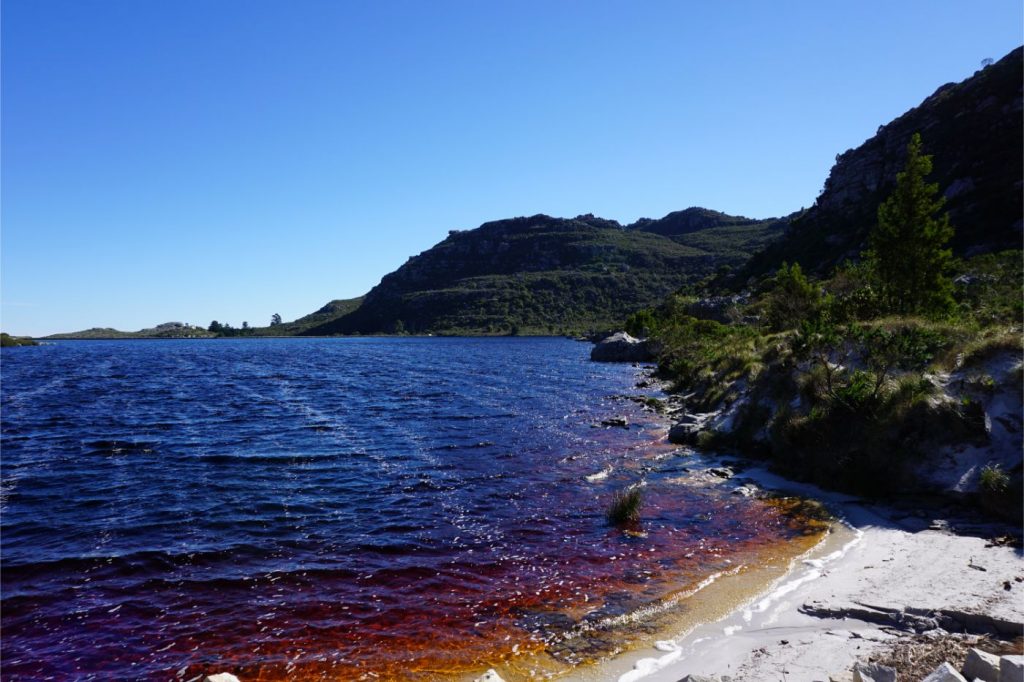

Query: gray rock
<box><xmin>1002</xmin><ymin>655</ymin><xmax>1024</xmax><ymax>682</ymax></box>
<box><xmin>921</xmin><ymin>662</ymin><xmax>968</xmax><ymax>682</ymax></box>
<box><xmin>590</xmin><ymin>332</ymin><xmax>653</xmax><ymax>362</ymax></box>
<box><xmin>830</xmin><ymin>673</ymin><xmax>856</xmax><ymax>682</ymax></box>
<box><xmin>600</xmin><ymin>417</ymin><xmax>629</xmax><ymax>428</ymax></box>
<box><xmin>962</xmin><ymin>648</ymin><xmax>1001</xmax><ymax>682</ymax></box>
<box><xmin>679</xmin><ymin>675</ymin><xmax>720</xmax><ymax>682</ymax></box>
<box><xmin>853</xmin><ymin>661</ymin><xmax>897</xmax><ymax>682</ymax></box>
<box><xmin>668</xmin><ymin>422</ymin><xmax>700</xmax><ymax>444</ymax></box>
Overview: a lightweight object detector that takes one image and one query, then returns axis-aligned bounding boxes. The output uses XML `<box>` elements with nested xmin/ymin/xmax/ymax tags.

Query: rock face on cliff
<box><xmin>745</xmin><ymin>46</ymin><xmax>1023</xmax><ymax>278</ymax></box>
<box><xmin>303</xmin><ymin>212</ymin><xmax>784</xmax><ymax>335</ymax></box>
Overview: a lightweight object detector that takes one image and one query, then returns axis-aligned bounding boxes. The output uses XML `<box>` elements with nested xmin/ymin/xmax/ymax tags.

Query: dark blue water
<box><xmin>1</xmin><ymin>338</ymin><xmax>814</xmax><ymax>681</ymax></box>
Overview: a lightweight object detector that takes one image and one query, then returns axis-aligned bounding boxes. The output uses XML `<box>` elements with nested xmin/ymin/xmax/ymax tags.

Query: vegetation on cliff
<box><xmin>635</xmin><ymin>133</ymin><xmax>1023</xmax><ymax>501</ymax></box>
<box><xmin>742</xmin><ymin>47</ymin><xmax>1022</xmax><ymax>280</ymax></box>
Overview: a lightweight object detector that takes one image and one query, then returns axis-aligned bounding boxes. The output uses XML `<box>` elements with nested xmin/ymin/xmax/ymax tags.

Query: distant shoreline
<box><xmin>34</xmin><ymin>334</ymin><xmax>583</xmax><ymax>341</ymax></box>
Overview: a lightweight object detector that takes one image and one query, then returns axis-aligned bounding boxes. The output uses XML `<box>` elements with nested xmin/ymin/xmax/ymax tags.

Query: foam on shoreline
<box><xmin>610</xmin><ymin>518</ymin><xmax>860</xmax><ymax>682</ymax></box>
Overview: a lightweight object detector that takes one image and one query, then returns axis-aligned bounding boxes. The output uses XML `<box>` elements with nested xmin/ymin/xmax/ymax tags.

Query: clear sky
<box><xmin>2</xmin><ymin>1</ymin><xmax>1021</xmax><ymax>336</ymax></box>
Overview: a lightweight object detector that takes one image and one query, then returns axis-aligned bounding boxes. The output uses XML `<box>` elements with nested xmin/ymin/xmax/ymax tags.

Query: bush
<box><xmin>624</xmin><ymin>308</ymin><xmax>658</xmax><ymax>337</ymax></box>
<box><xmin>979</xmin><ymin>464</ymin><xmax>1010</xmax><ymax>494</ymax></box>
<box><xmin>764</xmin><ymin>262</ymin><xmax>824</xmax><ymax>332</ymax></box>
<box><xmin>606</xmin><ymin>487</ymin><xmax>643</xmax><ymax>526</ymax></box>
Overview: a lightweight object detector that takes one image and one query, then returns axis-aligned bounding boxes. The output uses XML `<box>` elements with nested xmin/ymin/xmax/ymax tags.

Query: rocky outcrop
<box><xmin>745</xmin><ymin>46</ymin><xmax>1023</xmax><ymax>278</ymax></box>
<box><xmin>590</xmin><ymin>332</ymin><xmax>655</xmax><ymax>362</ymax></box>
<box><xmin>963</xmin><ymin>648</ymin><xmax>1001</xmax><ymax>681</ymax></box>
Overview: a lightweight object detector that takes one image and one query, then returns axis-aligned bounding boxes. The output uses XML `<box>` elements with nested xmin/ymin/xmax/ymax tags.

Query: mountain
<box><xmin>743</xmin><ymin>46</ymin><xmax>1023</xmax><ymax>279</ymax></box>
<box><xmin>302</xmin><ymin>212</ymin><xmax>785</xmax><ymax>335</ymax></box>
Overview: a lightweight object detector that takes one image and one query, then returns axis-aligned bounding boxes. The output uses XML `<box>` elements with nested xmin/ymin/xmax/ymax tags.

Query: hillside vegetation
<box><xmin>303</xmin><ymin>212</ymin><xmax>785</xmax><ymax>336</ymax></box>
<box><xmin>1</xmin><ymin>333</ymin><xmax>38</xmax><ymax>347</ymax></box>
<box><xmin>629</xmin><ymin>118</ymin><xmax>1022</xmax><ymax>508</ymax></box>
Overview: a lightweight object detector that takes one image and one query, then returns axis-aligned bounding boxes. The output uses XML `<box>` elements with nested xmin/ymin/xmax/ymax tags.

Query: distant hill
<box><xmin>742</xmin><ymin>46</ymin><xmax>1023</xmax><ymax>279</ymax></box>
<box><xmin>45</xmin><ymin>322</ymin><xmax>215</xmax><ymax>340</ymax></box>
<box><xmin>630</xmin><ymin>206</ymin><xmax>788</xmax><ymax>238</ymax></box>
<box><xmin>302</xmin><ymin>212</ymin><xmax>785</xmax><ymax>335</ymax></box>
<box><xmin>249</xmin><ymin>297</ymin><xmax>364</xmax><ymax>336</ymax></box>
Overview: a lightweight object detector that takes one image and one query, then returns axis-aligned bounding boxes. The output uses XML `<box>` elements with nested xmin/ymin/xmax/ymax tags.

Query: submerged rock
<box><xmin>600</xmin><ymin>417</ymin><xmax>629</xmax><ymax>428</ymax></box>
<box><xmin>590</xmin><ymin>332</ymin><xmax>653</xmax><ymax>362</ymax></box>
<box><xmin>474</xmin><ymin>669</ymin><xmax>506</xmax><ymax>682</ymax></box>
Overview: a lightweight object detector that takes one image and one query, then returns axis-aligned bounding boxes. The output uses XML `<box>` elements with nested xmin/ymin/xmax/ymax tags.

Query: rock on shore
<box><xmin>590</xmin><ymin>332</ymin><xmax>655</xmax><ymax>362</ymax></box>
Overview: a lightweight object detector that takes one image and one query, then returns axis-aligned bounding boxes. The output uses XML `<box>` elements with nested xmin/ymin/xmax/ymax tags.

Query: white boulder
<box><xmin>922</xmin><ymin>662</ymin><xmax>968</xmax><ymax>682</ymax></box>
<box><xmin>962</xmin><ymin>648</ymin><xmax>1001</xmax><ymax>682</ymax></box>
<box><xmin>1002</xmin><ymin>655</ymin><xmax>1024</xmax><ymax>682</ymax></box>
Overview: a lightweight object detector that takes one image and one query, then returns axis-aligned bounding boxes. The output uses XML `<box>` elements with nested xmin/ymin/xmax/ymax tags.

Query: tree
<box><xmin>865</xmin><ymin>133</ymin><xmax>955</xmax><ymax>316</ymax></box>
<box><xmin>764</xmin><ymin>262</ymin><xmax>824</xmax><ymax>331</ymax></box>
<box><xmin>208</xmin><ymin>320</ymin><xmax>223</xmax><ymax>333</ymax></box>
<box><xmin>270</xmin><ymin>313</ymin><xmax>282</xmax><ymax>326</ymax></box>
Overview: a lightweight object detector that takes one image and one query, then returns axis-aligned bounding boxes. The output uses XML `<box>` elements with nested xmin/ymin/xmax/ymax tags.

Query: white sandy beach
<box><xmin>565</xmin><ymin>462</ymin><xmax>1023</xmax><ymax>682</ymax></box>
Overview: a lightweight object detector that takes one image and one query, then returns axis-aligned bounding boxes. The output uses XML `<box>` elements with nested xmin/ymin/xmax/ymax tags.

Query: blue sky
<box><xmin>3</xmin><ymin>1</ymin><xmax>1021</xmax><ymax>336</ymax></box>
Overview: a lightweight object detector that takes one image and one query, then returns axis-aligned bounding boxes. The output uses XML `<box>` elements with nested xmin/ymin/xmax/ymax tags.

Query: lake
<box><xmin>1</xmin><ymin>338</ymin><xmax>823</xmax><ymax>680</ymax></box>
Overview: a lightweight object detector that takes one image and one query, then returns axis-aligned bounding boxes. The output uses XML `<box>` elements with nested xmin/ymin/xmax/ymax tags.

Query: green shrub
<box><xmin>764</xmin><ymin>262</ymin><xmax>824</xmax><ymax>332</ymax></box>
<box><xmin>625</xmin><ymin>308</ymin><xmax>658</xmax><ymax>337</ymax></box>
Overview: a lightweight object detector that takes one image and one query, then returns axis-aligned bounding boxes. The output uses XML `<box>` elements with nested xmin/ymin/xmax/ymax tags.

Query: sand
<box><xmin>576</xmin><ymin>462</ymin><xmax>1023</xmax><ymax>682</ymax></box>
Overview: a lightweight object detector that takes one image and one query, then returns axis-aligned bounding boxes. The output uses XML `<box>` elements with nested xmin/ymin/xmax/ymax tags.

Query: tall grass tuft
<box><xmin>979</xmin><ymin>464</ymin><xmax>1010</xmax><ymax>494</ymax></box>
<box><xmin>606</xmin><ymin>486</ymin><xmax>643</xmax><ymax>526</ymax></box>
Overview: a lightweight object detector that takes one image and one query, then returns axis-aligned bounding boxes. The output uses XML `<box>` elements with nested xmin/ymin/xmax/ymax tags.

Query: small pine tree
<box><xmin>765</xmin><ymin>262</ymin><xmax>822</xmax><ymax>331</ymax></box>
<box><xmin>866</xmin><ymin>133</ymin><xmax>955</xmax><ymax>316</ymax></box>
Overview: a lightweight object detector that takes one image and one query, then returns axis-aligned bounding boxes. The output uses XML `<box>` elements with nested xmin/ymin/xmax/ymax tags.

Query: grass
<box><xmin>979</xmin><ymin>464</ymin><xmax>1010</xmax><ymax>494</ymax></box>
<box><xmin>606</xmin><ymin>487</ymin><xmax>643</xmax><ymax>526</ymax></box>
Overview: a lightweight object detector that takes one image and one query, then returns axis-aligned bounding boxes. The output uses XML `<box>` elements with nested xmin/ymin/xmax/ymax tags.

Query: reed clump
<box><xmin>606</xmin><ymin>487</ymin><xmax>643</xmax><ymax>526</ymax></box>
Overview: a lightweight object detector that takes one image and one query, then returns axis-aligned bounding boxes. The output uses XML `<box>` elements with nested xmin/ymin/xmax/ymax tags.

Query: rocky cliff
<box><xmin>744</xmin><ymin>46</ymin><xmax>1023</xmax><ymax>278</ymax></box>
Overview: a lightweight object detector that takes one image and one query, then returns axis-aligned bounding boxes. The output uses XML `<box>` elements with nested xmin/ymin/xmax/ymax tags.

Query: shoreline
<box><xmin>571</xmin><ymin>458</ymin><xmax>1023</xmax><ymax>682</ymax></box>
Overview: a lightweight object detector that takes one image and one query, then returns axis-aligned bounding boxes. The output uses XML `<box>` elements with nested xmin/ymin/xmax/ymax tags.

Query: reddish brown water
<box><xmin>1</xmin><ymin>338</ymin><xmax>827</xmax><ymax>681</ymax></box>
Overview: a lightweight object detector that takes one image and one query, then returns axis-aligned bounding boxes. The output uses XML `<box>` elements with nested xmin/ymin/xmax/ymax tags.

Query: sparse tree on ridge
<box><xmin>270</xmin><ymin>313</ymin><xmax>282</xmax><ymax>326</ymax></box>
<box><xmin>865</xmin><ymin>133</ymin><xmax>955</xmax><ymax>316</ymax></box>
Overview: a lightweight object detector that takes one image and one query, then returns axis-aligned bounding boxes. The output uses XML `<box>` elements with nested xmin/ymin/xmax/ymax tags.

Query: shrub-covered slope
<box><xmin>305</xmin><ymin>213</ymin><xmax>783</xmax><ymax>335</ymax></box>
